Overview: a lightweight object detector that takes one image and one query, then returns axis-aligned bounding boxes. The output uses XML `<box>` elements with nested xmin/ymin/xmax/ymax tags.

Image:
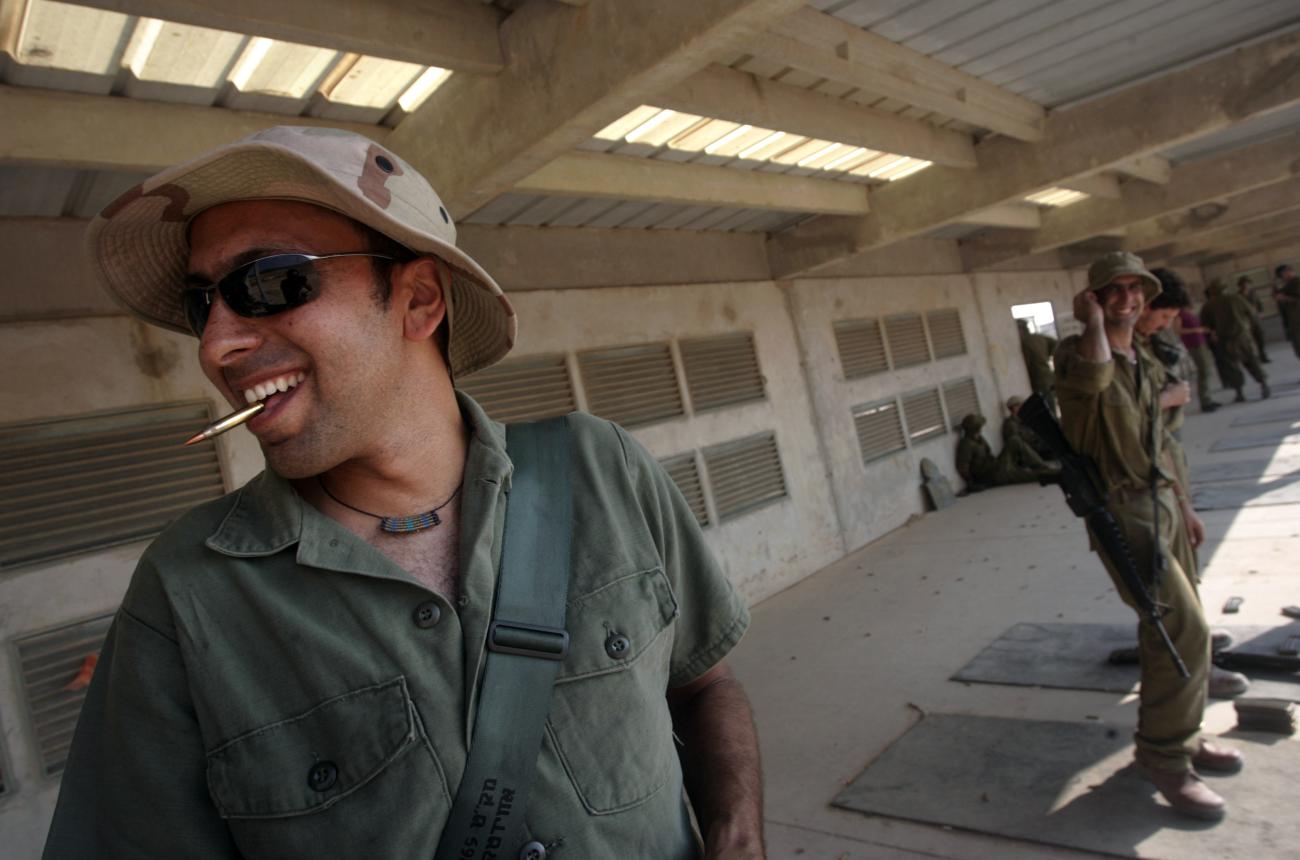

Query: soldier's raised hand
<box><xmin>1073</xmin><ymin>287</ymin><xmax>1104</xmax><ymax>327</ymax></box>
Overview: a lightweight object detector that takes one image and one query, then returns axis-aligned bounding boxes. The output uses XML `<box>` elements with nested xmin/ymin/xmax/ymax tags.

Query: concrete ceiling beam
<box><xmin>1112</xmin><ymin>155</ymin><xmax>1172</xmax><ymax>185</ymax></box>
<box><xmin>387</xmin><ymin>0</ymin><xmax>807</xmax><ymax>217</ymax></box>
<box><xmin>1060</xmin><ymin>173</ymin><xmax>1122</xmax><ymax>200</ymax></box>
<box><xmin>515</xmin><ymin>151</ymin><xmax>871</xmax><ymax>215</ymax></box>
<box><xmin>1150</xmin><ymin>208</ymin><xmax>1300</xmax><ymax>262</ymax></box>
<box><xmin>57</xmin><ymin>0</ymin><xmax>506</xmax><ymax>73</ymax></box>
<box><xmin>1126</xmin><ymin>175</ymin><xmax>1300</xmax><ymax>251</ymax></box>
<box><xmin>759</xmin><ymin>8</ymin><xmax>1045</xmax><ymax>142</ymax></box>
<box><xmin>766</xmin><ymin>28</ymin><xmax>1300</xmax><ymax>280</ymax></box>
<box><xmin>960</xmin><ymin>131</ymin><xmax>1300</xmax><ymax>269</ymax></box>
<box><xmin>0</xmin><ymin>85</ymin><xmax>387</xmax><ymax>171</ymax></box>
<box><xmin>0</xmin><ymin>217</ymin><xmax>773</xmax><ymax>322</ymax></box>
<box><xmin>656</xmin><ymin>64</ymin><xmax>978</xmax><ymax>168</ymax></box>
<box><xmin>952</xmin><ymin>203</ymin><xmax>1041</xmax><ymax>230</ymax></box>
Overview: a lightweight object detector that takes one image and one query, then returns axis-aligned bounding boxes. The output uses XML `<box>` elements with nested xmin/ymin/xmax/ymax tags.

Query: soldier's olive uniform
<box><xmin>1002</xmin><ymin>413</ymin><xmax>1054</xmax><ymax>461</ymax></box>
<box><xmin>1176</xmin><ymin>308</ymin><xmax>1217</xmax><ymax>410</ymax></box>
<box><xmin>1143</xmin><ymin>330</ymin><xmax>1199</xmax><ymax>581</ymax></box>
<box><xmin>1019</xmin><ymin>328</ymin><xmax>1058</xmax><ymax>412</ymax></box>
<box><xmin>1239</xmin><ymin>286</ymin><xmax>1270</xmax><ymax>361</ymax></box>
<box><xmin>1055</xmin><ymin>337</ymin><xmax>1210</xmax><ymax>774</ymax></box>
<box><xmin>1280</xmin><ymin>276</ymin><xmax>1300</xmax><ymax>359</ymax></box>
<box><xmin>1201</xmin><ymin>289</ymin><xmax>1267</xmax><ymax>392</ymax></box>
<box><xmin>956</xmin><ymin>414</ymin><xmax>1049</xmax><ymax>489</ymax></box>
<box><xmin>44</xmin><ymin>395</ymin><xmax>748</xmax><ymax>859</ymax></box>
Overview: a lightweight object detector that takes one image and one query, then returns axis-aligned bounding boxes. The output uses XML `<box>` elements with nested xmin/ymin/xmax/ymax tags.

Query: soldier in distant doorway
<box><xmin>1017</xmin><ymin>318</ymin><xmax>1058</xmax><ymax>414</ymax></box>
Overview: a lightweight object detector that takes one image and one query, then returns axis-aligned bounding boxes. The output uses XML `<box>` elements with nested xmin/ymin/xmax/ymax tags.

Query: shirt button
<box><xmin>413</xmin><ymin>601</ymin><xmax>441</xmax><ymax>628</ymax></box>
<box><xmin>605</xmin><ymin>632</ymin><xmax>631</xmax><ymax>659</ymax></box>
<box><xmin>307</xmin><ymin>760</ymin><xmax>338</xmax><ymax>792</ymax></box>
<box><xmin>519</xmin><ymin>842</ymin><xmax>546</xmax><ymax>860</ymax></box>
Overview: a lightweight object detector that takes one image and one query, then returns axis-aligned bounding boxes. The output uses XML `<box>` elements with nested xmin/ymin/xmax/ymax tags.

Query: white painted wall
<box><xmin>505</xmin><ymin>282</ymin><xmax>845</xmax><ymax>603</ymax></box>
<box><xmin>0</xmin><ymin>316</ymin><xmax>260</xmax><ymax>855</ymax></box>
<box><xmin>786</xmin><ymin>270</ymin><xmax>1080</xmax><ymax>553</ymax></box>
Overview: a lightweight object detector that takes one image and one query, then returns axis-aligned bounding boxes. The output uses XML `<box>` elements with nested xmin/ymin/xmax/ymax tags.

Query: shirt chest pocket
<box><xmin>205</xmin><ymin>677</ymin><xmax>451</xmax><ymax>858</ymax></box>
<box><xmin>546</xmin><ymin>567</ymin><xmax>680</xmax><ymax>814</ymax></box>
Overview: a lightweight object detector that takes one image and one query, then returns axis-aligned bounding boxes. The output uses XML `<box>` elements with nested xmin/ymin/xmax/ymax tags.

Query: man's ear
<box><xmin>400</xmin><ymin>257</ymin><xmax>448</xmax><ymax>342</ymax></box>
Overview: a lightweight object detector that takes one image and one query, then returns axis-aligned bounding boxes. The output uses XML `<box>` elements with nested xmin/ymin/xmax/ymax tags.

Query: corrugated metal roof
<box><xmin>1160</xmin><ymin>100</ymin><xmax>1300</xmax><ymax>164</ymax></box>
<box><xmin>813</xmin><ymin>0</ymin><xmax>1300</xmax><ymax>108</ymax></box>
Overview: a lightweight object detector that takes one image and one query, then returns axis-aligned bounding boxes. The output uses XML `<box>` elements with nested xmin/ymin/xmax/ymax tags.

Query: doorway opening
<box><xmin>1011</xmin><ymin>301</ymin><xmax>1058</xmax><ymax>338</ymax></box>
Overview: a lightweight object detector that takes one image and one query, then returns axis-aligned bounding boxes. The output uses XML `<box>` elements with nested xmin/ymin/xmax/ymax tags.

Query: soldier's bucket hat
<box><xmin>86</xmin><ymin>125</ymin><xmax>515</xmax><ymax>378</ymax></box>
<box><xmin>1086</xmin><ymin>251</ymin><xmax>1161</xmax><ymax>302</ymax></box>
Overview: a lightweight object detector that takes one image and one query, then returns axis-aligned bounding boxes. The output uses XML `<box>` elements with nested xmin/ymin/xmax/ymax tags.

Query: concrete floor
<box><xmin>731</xmin><ymin>346</ymin><xmax>1300</xmax><ymax>860</ymax></box>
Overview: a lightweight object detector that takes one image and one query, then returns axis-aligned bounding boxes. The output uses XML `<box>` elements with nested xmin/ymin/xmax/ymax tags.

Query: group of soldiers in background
<box><xmin>1013</xmin><ymin>264</ymin><xmax>1300</xmax><ymax>423</ymax></box>
<box><xmin>959</xmin><ymin>261</ymin><xmax>1300</xmax><ymax>495</ymax></box>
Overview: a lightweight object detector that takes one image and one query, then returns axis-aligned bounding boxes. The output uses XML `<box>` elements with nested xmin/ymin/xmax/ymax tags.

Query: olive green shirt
<box><xmin>1019</xmin><ymin>330</ymin><xmax>1058</xmax><ymax>396</ymax></box>
<box><xmin>1200</xmin><ymin>292</ymin><xmax>1257</xmax><ymax>345</ymax></box>
<box><xmin>1054</xmin><ymin>336</ymin><xmax>1171</xmax><ymax>495</ymax></box>
<box><xmin>44</xmin><ymin>394</ymin><xmax>748</xmax><ymax>860</ymax></box>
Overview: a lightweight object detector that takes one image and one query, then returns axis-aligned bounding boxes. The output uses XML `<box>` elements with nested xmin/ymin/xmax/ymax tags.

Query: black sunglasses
<box><xmin>182</xmin><ymin>252</ymin><xmax>394</xmax><ymax>336</ymax></box>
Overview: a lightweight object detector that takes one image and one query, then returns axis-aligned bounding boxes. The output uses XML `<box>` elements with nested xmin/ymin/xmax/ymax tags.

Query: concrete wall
<box><xmin>505</xmin><ymin>282</ymin><xmax>845</xmax><ymax>603</ymax></box>
<box><xmin>786</xmin><ymin>269</ymin><xmax>1080</xmax><ymax>553</ymax></box>
<box><xmin>0</xmin><ymin>316</ymin><xmax>255</xmax><ymax>854</ymax></box>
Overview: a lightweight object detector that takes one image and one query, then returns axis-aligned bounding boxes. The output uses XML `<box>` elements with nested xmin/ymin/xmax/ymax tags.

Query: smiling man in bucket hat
<box><xmin>1054</xmin><ymin>251</ymin><xmax>1242</xmax><ymax>821</ymax></box>
<box><xmin>45</xmin><ymin>126</ymin><xmax>763</xmax><ymax>859</ymax></box>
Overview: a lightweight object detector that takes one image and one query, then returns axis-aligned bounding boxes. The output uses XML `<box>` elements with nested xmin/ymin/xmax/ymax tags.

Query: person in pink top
<box><xmin>1176</xmin><ymin>303</ymin><xmax>1221</xmax><ymax>413</ymax></box>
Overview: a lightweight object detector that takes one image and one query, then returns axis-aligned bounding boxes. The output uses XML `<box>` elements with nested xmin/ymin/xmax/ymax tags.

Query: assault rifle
<box><xmin>1018</xmin><ymin>393</ymin><xmax>1190</xmax><ymax>679</ymax></box>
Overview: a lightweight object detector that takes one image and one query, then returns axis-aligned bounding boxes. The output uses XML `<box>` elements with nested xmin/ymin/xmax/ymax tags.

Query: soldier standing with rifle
<box><xmin>1053</xmin><ymin>252</ymin><xmax>1242</xmax><ymax>821</ymax></box>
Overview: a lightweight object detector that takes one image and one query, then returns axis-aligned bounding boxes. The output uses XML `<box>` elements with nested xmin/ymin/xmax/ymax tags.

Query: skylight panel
<box><xmin>18</xmin><ymin>0</ymin><xmax>129</xmax><ymax>74</ymax></box>
<box><xmin>324</xmin><ymin>56</ymin><xmax>424</xmax><ymax>109</ymax></box>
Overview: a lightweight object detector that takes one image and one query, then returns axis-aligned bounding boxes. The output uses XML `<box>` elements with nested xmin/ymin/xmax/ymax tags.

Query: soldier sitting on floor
<box><xmin>1002</xmin><ymin>395</ymin><xmax>1055</xmax><ymax>461</ymax></box>
<box><xmin>956</xmin><ymin>413</ymin><xmax>1058</xmax><ymax>492</ymax></box>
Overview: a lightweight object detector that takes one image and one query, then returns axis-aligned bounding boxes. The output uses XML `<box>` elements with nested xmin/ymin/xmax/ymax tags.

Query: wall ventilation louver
<box><xmin>703</xmin><ymin>432</ymin><xmax>787</xmax><ymax>522</ymax></box>
<box><xmin>679</xmin><ymin>332</ymin><xmax>765</xmax><ymax>412</ymax></box>
<box><xmin>852</xmin><ymin>398</ymin><xmax>907</xmax><ymax>463</ymax></box>
<box><xmin>926</xmin><ymin>308</ymin><xmax>967</xmax><ymax>358</ymax></box>
<box><xmin>901</xmin><ymin>388</ymin><xmax>947</xmax><ymax>444</ymax></box>
<box><xmin>15</xmin><ymin>612</ymin><xmax>114</xmax><ymax>777</ymax></box>
<box><xmin>457</xmin><ymin>353</ymin><xmax>576</xmax><ymax>423</ymax></box>
<box><xmin>833</xmin><ymin>318</ymin><xmax>889</xmax><ymax>379</ymax></box>
<box><xmin>659</xmin><ymin>452</ymin><xmax>710</xmax><ymax>527</ymax></box>
<box><xmin>578</xmin><ymin>342</ymin><xmax>684</xmax><ymax>428</ymax></box>
<box><xmin>941</xmin><ymin>377</ymin><xmax>981</xmax><ymax>430</ymax></box>
<box><xmin>0</xmin><ymin>402</ymin><xmax>224</xmax><ymax>570</ymax></box>
<box><xmin>883</xmin><ymin>313</ymin><xmax>931</xmax><ymax>368</ymax></box>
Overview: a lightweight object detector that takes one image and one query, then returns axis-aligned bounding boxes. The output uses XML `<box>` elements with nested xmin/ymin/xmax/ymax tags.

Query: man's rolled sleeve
<box><xmin>1055</xmin><ymin>340</ymin><xmax>1115</xmax><ymax>396</ymax></box>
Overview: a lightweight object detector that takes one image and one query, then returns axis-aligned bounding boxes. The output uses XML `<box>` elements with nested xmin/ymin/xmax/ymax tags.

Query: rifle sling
<box><xmin>434</xmin><ymin>417</ymin><xmax>572</xmax><ymax>860</ymax></box>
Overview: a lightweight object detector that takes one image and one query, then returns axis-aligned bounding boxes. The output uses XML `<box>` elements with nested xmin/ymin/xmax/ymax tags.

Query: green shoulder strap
<box><xmin>434</xmin><ymin>416</ymin><xmax>572</xmax><ymax>860</ymax></box>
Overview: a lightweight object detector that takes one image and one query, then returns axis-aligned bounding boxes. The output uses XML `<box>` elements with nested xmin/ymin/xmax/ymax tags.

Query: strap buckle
<box><xmin>488</xmin><ymin>620</ymin><xmax>570</xmax><ymax>661</ymax></box>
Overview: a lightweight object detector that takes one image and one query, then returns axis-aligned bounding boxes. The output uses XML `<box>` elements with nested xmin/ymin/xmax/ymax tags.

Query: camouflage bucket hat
<box><xmin>1086</xmin><ymin>251</ymin><xmax>1161</xmax><ymax>302</ymax></box>
<box><xmin>85</xmin><ymin>125</ymin><xmax>516</xmax><ymax>378</ymax></box>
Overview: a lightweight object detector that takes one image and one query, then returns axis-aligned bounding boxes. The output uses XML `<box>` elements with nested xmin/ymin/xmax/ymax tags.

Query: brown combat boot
<box><xmin>1139</xmin><ymin>765</ymin><xmax>1227</xmax><ymax>820</ymax></box>
<box><xmin>1193</xmin><ymin>739</ymin><xmax>1244</xmax><ymax>774</ymax></box>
